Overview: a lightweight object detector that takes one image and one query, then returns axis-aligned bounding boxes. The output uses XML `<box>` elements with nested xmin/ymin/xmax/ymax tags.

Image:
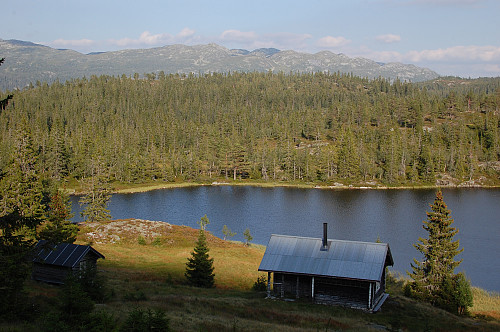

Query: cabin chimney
<box><xmin>321</xmin><ymin>222</ymin><xmax>328</xmax><ymax>251</ymax></box>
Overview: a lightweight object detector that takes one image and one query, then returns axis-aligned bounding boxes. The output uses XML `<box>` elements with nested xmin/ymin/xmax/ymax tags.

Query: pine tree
<box><xmin>185</xmin><ymin>229</ymin><xmax>215</xmax><ymax>288</ymax></box>
<box><xmin>79</xmin><ymin>156</ymin><xmax>112</xmax><ymax>222</ymax></box>
<box><xmin>0</xmin><ymin>118</ymin><xmax>45</xmax><ymax>317</ymax></box>
<box><xmin>38</xmin><ymin>190</ymin><xmax>78</xmax><ymax>244</ymax></box>
<box><xmin>407</xmin><ymin>190</ymin><xmax>464</xmax><ymax>305</ymax></box>
<box><xmin>1</xmin><ymin>121</ymin><xmax>45</xmax><ymax>220</ymax></box>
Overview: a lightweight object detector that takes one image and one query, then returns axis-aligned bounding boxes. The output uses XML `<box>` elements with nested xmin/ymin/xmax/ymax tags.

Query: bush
<box><xmin>120</xmin><ymin>308</ymin><xmax>169</xmax><ymax>331</ymax></box>
<box><xmin>123</xmin><ymin>290</ymin><xmax>148</xmax><ymax>302</ymax></box>
<box><xmin>438</xmin><ymin>273</ymin><xmax>473</xmax><ymax>315</ymax></box>
<box><xmin>58</xmin><ymin>277</ymin><xmax>95</xmax><ymax>327</ymax></box>
<box><xmin>78</xmin><ymin>263</ymin><xmax>109</xmax><ymax>303</ymax></box>
<box><xmin>137</xmin><ymin>235</ymin><xmax>147</xmax><ymax>245</ymax></box>
<box><xmin>252</xmin><ymin>275</ymin><xmax>267</xmax><ymax>292</ymax></box>
<box><xmin>152</xmin><ymin>237</ymin><xmax>162</xmax><ymax>246</ymax></box>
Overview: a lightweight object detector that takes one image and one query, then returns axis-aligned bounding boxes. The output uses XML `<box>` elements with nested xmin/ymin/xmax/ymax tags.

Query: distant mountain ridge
<box><xmin>0</xmin><ymin>39</ymin><xmax>439</xmax><ymax>90</ymax></box>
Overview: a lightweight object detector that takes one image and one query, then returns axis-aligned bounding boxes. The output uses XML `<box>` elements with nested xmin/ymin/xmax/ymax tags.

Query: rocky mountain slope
<box><xmin>0</xmin><ymin>39</ymin><xmax>439</xmax><ymax>90</ymax></box>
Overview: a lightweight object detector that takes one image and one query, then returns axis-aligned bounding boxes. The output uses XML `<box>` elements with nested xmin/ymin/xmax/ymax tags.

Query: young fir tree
<box><xmin>407</xmin><ymin>190</ymin><xmax>465</xmax><ymax>307</ymax></box>
<box><xmin>38</xmin><ymin>190</ymin><xmax>78</xmax><ymax>245</ymax></box>
<box><xmin>185</xmin><ymin>229</ymin><xmax>215</xmax><ymax>288</ymax></box>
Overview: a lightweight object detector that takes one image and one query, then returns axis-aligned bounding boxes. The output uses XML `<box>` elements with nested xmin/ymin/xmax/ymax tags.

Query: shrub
<box><xmin>58</xmin><ymin>277</ymin><xmax>95</xmax><ymax>327</ymax></box>
<box><xmin>78</xmin><ymin>263</ymin><xmax>108</xmax><ymax>303</ymax></box>
<box><xmin>123</xmin><ymin>290</ymin><xmax>148</xmax><ymax>302</ymax></box>
<box><xmin>120</xmin><ymin>308</ymin><xmax>169</xmax><ymax>331</ymax></box>
<box><xmin>252</xmin><ymin>275</ymin><xmax>267</xmax><ymax>292</ymax></box>
<box><xmin>438</xmin><ymin>273</ymin><xmax>473</xmax><ymax>315</ymax></box>
<box><xmin>137</xmin><ymin>235</ymin><xmax>147</xmax><ymax>245</ymax></box>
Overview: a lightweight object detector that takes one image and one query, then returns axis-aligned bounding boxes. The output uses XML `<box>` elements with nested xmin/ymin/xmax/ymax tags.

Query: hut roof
<box><xmin>33</xmin><ymin>240</ymin><xmax>105</xmax><ymax>268</ymax></box>
<box><xmin>258</xmin><ymin>234</ymin><xmax>393</xmax><ymax>282</ymax></box>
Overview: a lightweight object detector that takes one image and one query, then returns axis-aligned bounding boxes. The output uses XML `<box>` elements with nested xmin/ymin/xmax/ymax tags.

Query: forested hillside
<box><xmin>1</xmin><ymin>72</ymin><xmax>499</xmax><ymax>188</ymax></box>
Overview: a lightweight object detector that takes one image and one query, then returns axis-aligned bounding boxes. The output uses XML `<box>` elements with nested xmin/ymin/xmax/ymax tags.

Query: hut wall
<box><xmin>273</xmin><ymin>273</ymin><xmax>312</xmax><ymax>299</ymax></box>
<box><xmin>373</xmin><ymin>268</ymin><xmax>387</xmax><ymax>305</ymax></box>
<box><xmin>32</xmin><ymin>263</ymin><xmax>71</xmax><ymax>284</ymax></box>
<box><xmin>273</xmin><ymin>273</ymin><xmax>373</xmax><ymax>309</ymax></box>
<box><xmin>314</xmin><ymin>276</ymin><xmax>369</xmax><ymax>309</ymax></box>
<box><xmin>32</xmin><ymin>255</ymin><xmax>98</xmax><ymax>284</ymax></box>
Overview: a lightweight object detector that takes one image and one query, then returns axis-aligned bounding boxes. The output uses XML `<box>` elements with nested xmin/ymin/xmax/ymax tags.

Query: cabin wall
<box><xmin>32</xmin><ymin>263</ymin><xmax>71</xmax><ymax>284</ymax></box>
<box><xmin>273</xmin><ymin>273</ymin><xmax>312</xmax><ymax>299</ymax></box>
<box><xmin>314</xmin><ymin>276</ymin><xmax>370</xmax><ymax>309</ymax></box>
<box><xmin>272</xmin><ymin>273</ymin><xmax>374</xmax><ymax>310</ymax></box>
<box><xmin>32</xmin><ymin>256</ymin><xmax>98</xmax><ymax>284</ymax></box>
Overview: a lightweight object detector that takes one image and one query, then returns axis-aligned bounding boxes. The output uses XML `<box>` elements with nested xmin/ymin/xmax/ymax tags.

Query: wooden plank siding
<box><xmin>271</xmin><ymin>272</ymin><xmax>386</xmax><ymax>310</ymax></box>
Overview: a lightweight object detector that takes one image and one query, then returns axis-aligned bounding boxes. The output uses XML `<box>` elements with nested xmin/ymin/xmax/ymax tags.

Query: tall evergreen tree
<box><xmin>0</xmin><ymin>116</ymin><xmax>45</xmax><ymax>318</ymax></box>
<box><xmin>185</xmin><ymin>228</ymin><xmax>215</xmax><ymax>288</ymax></box>
<box><xmin>79</xmin><ymin>156</ymin><xmax>112</xmax><ymax>222</ymax></box>
<box><xmin>0</xmin><ymin>121</ymin><xmax>45</xmax><ymax>220</ymax></box>
<box><xmin>38</xmin><ymin>190</ymin><xmax>78</xmax><ymax>244</ymax></box>
<box><xmin>407</xmin><ymin>190</ymin><xmax>466</xmax><ymax>308</ymax></box>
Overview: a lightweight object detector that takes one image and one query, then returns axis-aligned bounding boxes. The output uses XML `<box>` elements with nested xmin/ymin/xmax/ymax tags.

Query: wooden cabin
<box><xmin>258</xmin><ymin>223</ymin><xmax>393</xmax><ymax>312</ymax></box>
<box><xmin>32</xmin><ymin>240</ymin><xmax>105</xmax><ymax>284</ymax></box>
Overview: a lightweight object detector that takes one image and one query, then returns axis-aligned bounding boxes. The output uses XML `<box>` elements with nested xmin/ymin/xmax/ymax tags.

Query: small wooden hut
<box><xmin>32</xmin><ymin>240</ymin><xmax>105</xmax><ymax>284</ymax></box>
<box><xmin>258</xmin><ymin>223</ymin><xmax>393</xmax><ymax>312</ymax></box>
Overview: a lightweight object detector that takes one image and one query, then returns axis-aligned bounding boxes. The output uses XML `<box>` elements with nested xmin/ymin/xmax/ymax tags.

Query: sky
<box><xmin>2</xmin><ymin>0</ymin><xmax>500</xmax><ymax>78</ymax></box>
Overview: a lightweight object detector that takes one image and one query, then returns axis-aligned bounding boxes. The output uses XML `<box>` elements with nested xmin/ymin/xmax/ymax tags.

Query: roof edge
<box><xmin>258</xmin><ymin>269</ymin><xmax>381</xmax><ymax>282</ymax></box>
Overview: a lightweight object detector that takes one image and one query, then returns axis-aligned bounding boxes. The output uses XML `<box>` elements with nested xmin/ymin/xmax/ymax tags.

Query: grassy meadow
<box><xmin>6</xmin><ymin>219</ymin><xmax>500</xmax><ymax>331</ymax></box>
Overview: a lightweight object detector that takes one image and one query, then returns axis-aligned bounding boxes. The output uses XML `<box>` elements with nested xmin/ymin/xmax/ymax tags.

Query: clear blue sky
<box><xmin>2</xmin><ymin>0</ymin><xmax>499</xmax><ymax>77</ymax></box>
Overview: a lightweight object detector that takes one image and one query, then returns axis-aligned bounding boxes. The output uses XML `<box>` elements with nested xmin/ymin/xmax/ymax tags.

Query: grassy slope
<box><xmin>12</xmin><ymin>219</ymin><xmax>500</xmax><ymax>331</ymax></box>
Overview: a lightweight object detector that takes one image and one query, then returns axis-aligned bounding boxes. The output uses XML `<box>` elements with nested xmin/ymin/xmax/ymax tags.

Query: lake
<box><xmin>70</xmin><ymin>186</ymin><xmax>500</xmax><ymax>292</ymax></box>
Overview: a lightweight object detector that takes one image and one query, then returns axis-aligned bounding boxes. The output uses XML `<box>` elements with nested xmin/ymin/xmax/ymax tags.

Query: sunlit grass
<box><xmin>79</xmin><ymin>220</ymin><xmax>265</xmax><ymax>290</ymax></box>
<box><xmin>471</xmin><ymin>287</ymin><xmax>500</xmax><ymax>319</ymax></box>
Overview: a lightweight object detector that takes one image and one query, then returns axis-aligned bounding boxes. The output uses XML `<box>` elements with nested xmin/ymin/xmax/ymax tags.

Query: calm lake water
<box><xmin>70</xmin><ymin>186</ymin><xmax>500</xmax><ymax>292</ymax></box>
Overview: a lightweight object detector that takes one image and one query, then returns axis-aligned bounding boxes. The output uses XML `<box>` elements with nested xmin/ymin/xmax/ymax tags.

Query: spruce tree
<box><xmin>39</xmin><ymin>190</ymin><xmax>78</xmax><ymax>244</ymax></box>
<box><xmin>407</xmin><ymin>190</ymin><xmax>464</xmax><ymax>305</ymax></box>
<box><xmin>185</xmin><ymin>229</ymin><xmax>215</xmax><ymax>288</ymax></box>
<box><xmin>0</xmin><ymin>116</ymin><xmax>45</xmax><ymax>317</ymax></box>
<box><xmin>79</xmin><ymin>156</ymin><xmax>112</xmax><ymax>222</ymax></box>
<box><xmin>1</xmin><ymin>121</ymin><xmax>45</xmax><ymax>220</ymax></box>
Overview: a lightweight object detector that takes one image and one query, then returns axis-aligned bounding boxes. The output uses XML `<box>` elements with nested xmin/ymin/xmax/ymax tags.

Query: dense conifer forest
<box><xmin>1</xmin><ymin>72</ymin><xmax>499</xmax><ymax>188</ymax></box>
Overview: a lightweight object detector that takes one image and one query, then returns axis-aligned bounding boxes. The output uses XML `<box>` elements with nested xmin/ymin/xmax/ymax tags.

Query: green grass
<box><xmin>471</xmin><ymin>287</ymin><xmax>500</xmax><ymax>320</ymax></box>
<box><xmin>3</xmin><ymin>220</ymin><xmax>500</xmax><ymax>331</ymax></box>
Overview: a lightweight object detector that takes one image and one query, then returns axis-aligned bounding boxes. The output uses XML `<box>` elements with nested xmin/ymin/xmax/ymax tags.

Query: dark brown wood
<box><xmin>269</xmin><ymin>270</ymin><xmax>389</xmax><ymax>311</ymax></box>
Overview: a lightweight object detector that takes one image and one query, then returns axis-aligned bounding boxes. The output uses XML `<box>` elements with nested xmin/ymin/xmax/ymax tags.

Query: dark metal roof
<box><xmin>258</xmin><ymin>234</ymin><xmax>393</xmax><ymax>282</ymax></box>
<box><xmin>33</xmin><ymin>241</ymin><xmax>105</xmax><ymax>268</ymax></box>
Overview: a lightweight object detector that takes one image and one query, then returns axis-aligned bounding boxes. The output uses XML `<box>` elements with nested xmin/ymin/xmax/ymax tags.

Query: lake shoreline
<box><xmin>66</xmin><ymin>180</ymin><xmax>500</xmax><ymax>196</ymax></box>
